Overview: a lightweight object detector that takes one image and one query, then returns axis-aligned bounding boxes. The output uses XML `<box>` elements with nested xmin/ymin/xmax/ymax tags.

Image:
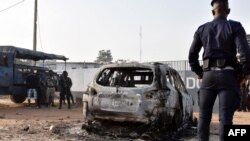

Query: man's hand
<box><xmin>197</xmin><ymin>73</ymin><xmax>203</xmax><ymax>79</ymax></box>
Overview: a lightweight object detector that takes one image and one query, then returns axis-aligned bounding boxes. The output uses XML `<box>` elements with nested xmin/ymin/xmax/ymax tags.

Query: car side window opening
<box><xmin>170</xmin><ymin>69</ymin><xmax>188</xmax><ymax>93</ymax></box>
<box><xmin>166</xmin><ymin>70</ymin><xmax>172</xmax><ymax>84</ymax></box>
<box><xmin>166</xmin><ymin>69</ymin><xmax>176</xmax><ymax>88</ymax></box>
<box><xmin>176</xmin><ymin>73</ymin><xmax>188</xmax><ymax>93</ymax></box>
<box><xmin>97</xmin><ymin>68</ymin><xmax>153</xmax><ymax>88</ymax></box>
<box><xmin>97</xmin><ymin>69</ymin><xmax>111</xmax><ymax>85</ymax></box>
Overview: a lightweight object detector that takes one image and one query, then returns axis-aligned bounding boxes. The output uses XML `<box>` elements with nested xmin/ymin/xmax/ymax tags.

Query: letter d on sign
<box><xmin>186</xmin><ymin>77</ymin><xmax>195</xmax><ymax>89</ymax></box>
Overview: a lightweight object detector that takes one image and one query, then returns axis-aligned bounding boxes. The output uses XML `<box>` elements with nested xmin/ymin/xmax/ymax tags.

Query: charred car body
<box><xmin>82</xmin><ymin>62</ymin><xmax>193</xmax><ymax>130</ymax></box>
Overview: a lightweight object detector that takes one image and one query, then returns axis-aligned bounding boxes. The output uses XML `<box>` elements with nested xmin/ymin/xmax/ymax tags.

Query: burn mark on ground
<box><xmin>80</xmin><ymin>118</ymin><xmax>198</xmax><ymax>141</ymax></box>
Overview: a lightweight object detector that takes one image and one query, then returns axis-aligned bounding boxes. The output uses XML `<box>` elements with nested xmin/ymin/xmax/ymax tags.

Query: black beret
<box><xmin>211</xmin><ymin>0</ymin><xmax>228</xmax><ymax>6</ymax></box>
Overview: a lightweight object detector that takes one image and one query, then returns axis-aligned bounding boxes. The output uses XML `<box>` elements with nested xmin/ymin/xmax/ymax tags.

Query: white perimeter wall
<box><xmin>67</xmin><ymin>68</ymin><xmax>99</xmax><ymax>92</ymax></box>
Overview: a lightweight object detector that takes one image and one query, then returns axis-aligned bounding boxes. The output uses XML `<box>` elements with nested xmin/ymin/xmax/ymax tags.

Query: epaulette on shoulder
<box><xmin>198</xmin><ymin>22</ymin><xmax>209</xmax><ymax>29</ymax></box>
<box><xmin>228</xmin><ymin>19</ymin><xmax>243</xmax><ymax>29</ymax></box>
<box><xmin>197</xmin><ymin>22</ymin><xmax>209</xmax><ymax>32</ymax></box>
<box><xmin>228</xmin><ymin>19</ymin><xmax>241</xmax><ymax>25</ymax></box>
<box><xmin>228</xmin><ymin>19</ymin><xmax>239</xmax><ymax>23</ymax></box>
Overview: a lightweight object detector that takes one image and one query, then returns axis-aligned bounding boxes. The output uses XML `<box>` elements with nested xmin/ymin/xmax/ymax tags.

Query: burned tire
<box><xmin>10</xmin><ymin>95</ymin><xmax>26</xmax><ymax>103</ymax></box>
<box><xmin>83</xmin><ymin>101</ymin><xmax>88</xmax><ymax>122</ymax></box>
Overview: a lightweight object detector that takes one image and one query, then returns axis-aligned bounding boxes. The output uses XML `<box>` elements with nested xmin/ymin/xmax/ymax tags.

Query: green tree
<box><xmin>114</xmin><ymin>59</ymin><xmax>138</xmax><ymax>64</ymax></box>
<box><xmin>95</xmin><ymin>50</ymin><xmax>113</xmax><ymax>63</ymax></box>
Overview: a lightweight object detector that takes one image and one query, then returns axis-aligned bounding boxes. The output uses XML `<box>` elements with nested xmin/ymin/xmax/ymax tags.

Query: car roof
<box><xmin>99</xmin><ymin>62</ymin><xmax>170</xmax><ymax>69</ymax></box>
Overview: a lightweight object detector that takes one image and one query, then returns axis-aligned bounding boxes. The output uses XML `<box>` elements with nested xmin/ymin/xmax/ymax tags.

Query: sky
<box><xmin>0</xmin><ymin>0</ymin><xmax>250</xmax><ymax>62</ymax></box>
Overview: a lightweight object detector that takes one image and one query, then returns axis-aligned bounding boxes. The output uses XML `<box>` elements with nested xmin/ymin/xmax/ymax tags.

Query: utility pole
<box><xmin>33</xmin><ymin>0</ymin><xmax>38</xmax><ymax>51</ymax></box>
<box><xmin>139</xmin><ymin>25</ymin><xmax>142</xmax><ymax>62</ymax></box>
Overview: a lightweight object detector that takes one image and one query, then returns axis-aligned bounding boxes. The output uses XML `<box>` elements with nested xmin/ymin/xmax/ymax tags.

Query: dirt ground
<box><xmin>1</xmin><ymin>95</ymin><xmax>250</xmax><ymax>141</ymax></box>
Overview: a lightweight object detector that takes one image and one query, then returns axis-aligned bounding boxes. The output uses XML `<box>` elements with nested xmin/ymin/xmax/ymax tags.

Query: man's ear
<box><xmin>212</xmin><ymin>10</ymin><xmax>215</xmax><ymax>15</ymax></box>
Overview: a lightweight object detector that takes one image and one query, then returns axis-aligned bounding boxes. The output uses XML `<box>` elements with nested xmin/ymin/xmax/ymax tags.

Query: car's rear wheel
<box><xmin>10</xmin><ymin>95</ymin><xmax>26</xmax><ymax>103</ymax></box>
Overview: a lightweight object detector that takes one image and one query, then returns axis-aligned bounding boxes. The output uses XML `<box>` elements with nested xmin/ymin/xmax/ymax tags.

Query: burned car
<box><xmin>82</xmin><ymin>62</ymin><xmax>193</xmax><ymax>130</ymax></box>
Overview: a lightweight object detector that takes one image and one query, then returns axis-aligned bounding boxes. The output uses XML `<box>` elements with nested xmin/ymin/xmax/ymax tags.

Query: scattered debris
<box><xmin>81</xmin><ymin>118</ymin><xmax>198</xmax><ymax>141</ymax></box>
<box><xmin>23</xmin><ymin>125</ymin><xmax>30</xmax><ymax>131</ymax></box>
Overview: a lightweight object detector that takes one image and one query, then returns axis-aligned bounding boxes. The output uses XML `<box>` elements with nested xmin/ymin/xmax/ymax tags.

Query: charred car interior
<box><xmin>82</xmin><ymin>62</ymin><xmax>194</xmax><ymax>135</ymax></box>
<box><xmin>96</xmin><ymin>67</ymin><xmax>153</xmax><ymax>88</ymax></box>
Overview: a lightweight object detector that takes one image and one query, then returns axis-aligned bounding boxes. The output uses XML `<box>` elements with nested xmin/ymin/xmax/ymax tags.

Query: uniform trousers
<box><xmin>198</xmin><ymin>69</ymin><xmax>240</xmax><ymax>141</ymax></box>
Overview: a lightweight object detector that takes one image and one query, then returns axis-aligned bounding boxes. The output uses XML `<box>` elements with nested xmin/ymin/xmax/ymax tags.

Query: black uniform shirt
<box><xmin>188</xmin><ymin>16</ymin><xmax>250</xmax><ymax>75</ymax></box>
<box><xmin>26</xmin><ymin>73</ymin><xmax>40</xmax><ymax>89</ymax></box>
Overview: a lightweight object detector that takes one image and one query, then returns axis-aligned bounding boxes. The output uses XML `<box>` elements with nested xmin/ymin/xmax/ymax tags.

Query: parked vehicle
<box><xmin>0</xmin><ymin>46</ymin><xmax>68</xmax><ymax>103</ymax></box>
<box><xmin>82</xmin><ymin>62</ymin><xmax>193</xmax><ymax>130</ymax></box>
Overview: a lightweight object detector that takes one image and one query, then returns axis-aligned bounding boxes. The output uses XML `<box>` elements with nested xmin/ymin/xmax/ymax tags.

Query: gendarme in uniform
<box><xmin>188</xmin><ymin>0</ymin><xmax>250</xmax><ymax>141</ymax></box>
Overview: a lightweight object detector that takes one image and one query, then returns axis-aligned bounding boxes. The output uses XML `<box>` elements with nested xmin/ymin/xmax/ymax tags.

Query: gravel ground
<box><xmin>1</xmin><ymin>95</ymin><xmax>250</xmax><ymax>141</ymax></box>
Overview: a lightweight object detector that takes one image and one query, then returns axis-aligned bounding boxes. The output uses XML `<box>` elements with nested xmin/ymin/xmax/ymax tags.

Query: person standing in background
<box><xmin>58</xmin><ymin>71</ymin><xmax>73</xmax><ymax>109</ymax></box>
<box><xmin>26</xmin><ymin>70</ymin><xmax>41</xmax><ymax>108</ymax></box>
<box><xmin>45</xmin><ymin>70</ymin><xmax>57</xmax><ymax>107</ymax></box>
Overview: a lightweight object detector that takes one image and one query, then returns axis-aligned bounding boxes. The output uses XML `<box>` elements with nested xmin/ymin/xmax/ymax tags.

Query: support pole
<box><xmin>33</xmin><ymin>0</ymin><xmax>38</xmax><ymax>52</ymax></box>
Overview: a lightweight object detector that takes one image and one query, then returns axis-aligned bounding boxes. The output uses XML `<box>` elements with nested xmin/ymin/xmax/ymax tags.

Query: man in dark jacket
<box><xmin>188</xmin><ymin>0</ymin><xmax>250</xmax><ymax>140</ymax></box>
<box><xmin>26</xmin><ymin>70</ymin><xmax>41</xmax><ymax>108</ymax></box>
<box><xmin>58</xmin><ymin>71</ymin><xmax>73</xmax><ymax>109</ymax></box>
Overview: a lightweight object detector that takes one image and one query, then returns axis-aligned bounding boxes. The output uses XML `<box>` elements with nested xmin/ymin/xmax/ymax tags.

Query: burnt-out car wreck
<box><xmin>82</xmin><ymin>62</ymin><xmax>194</xmax><ymax>134</ymax></box>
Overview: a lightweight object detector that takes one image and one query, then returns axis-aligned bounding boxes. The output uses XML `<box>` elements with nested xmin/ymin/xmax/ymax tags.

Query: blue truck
<box><xmin>0</xmin><ymin>46</ymin><xmax>68</xmax><ymax>103</ymax></box>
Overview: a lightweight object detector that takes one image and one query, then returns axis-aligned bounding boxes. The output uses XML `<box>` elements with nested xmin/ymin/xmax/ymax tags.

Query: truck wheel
<box><xmin>10</xmin><ymin>95</ymin><xmax>26</xmax><ymax>103</ymax></box>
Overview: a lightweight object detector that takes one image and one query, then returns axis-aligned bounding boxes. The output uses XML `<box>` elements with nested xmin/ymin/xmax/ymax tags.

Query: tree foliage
<box><xmin>95</xmin><ymin>50</ymin><xmax>113</xmax><ymax>63</ymax></box>
<box><xmin>114</xmin><ymin>59</ymin><xmax>138</xmax><ymax>64</ymax></box>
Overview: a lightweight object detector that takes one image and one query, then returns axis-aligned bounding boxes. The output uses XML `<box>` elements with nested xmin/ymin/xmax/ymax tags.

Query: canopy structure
<box><xmin>0</xmin><ymin>46</ymin><xmax>68</xmax><ymax>61</ymax></box>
